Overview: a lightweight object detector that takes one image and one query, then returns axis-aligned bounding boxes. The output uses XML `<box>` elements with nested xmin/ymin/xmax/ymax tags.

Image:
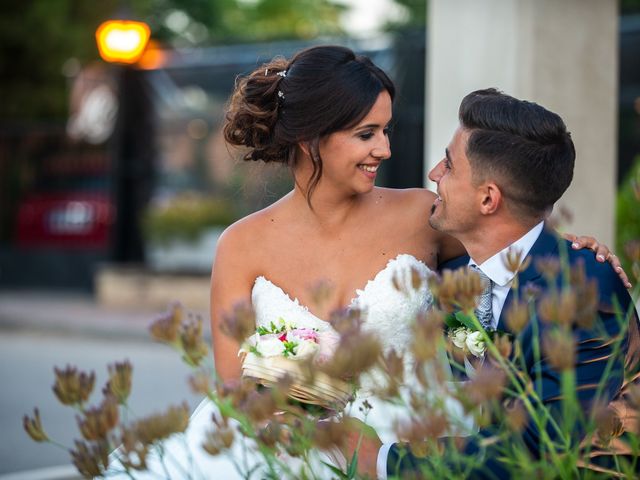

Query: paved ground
<box><xmin>0</xmin><ymin>289</ymin><xmax>211</xmax><ymax>480</ymax></box>
<box><xmin>0</xmin><ymin>290</ymin><xmax>210</xmax><ymax>342</ymax></box>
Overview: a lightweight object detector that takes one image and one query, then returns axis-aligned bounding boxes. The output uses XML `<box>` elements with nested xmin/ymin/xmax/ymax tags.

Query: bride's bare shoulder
<box><xmin>375</xmin><ymin>187</ymin><xmax>437</xmax><ymax>220</ymax></box>
<box><xmin>376</xmin><ymin>186</ymin><xmax>436</xmax><ymax>200</ymax></box>
<box><xmin>215</xmin><ymin>199</ymin><xmax>288</xmax><ymax>265</ymax></box>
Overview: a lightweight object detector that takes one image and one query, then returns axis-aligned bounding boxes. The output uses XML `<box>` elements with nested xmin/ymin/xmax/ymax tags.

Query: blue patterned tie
<box><xmin>470</xmin><ymin>265</ymin><xmax>494</xmax><ymax>330</ymax></box>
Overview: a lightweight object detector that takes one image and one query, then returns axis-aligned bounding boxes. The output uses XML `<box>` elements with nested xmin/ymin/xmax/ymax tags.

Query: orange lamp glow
<box><xmin>96</xmin><ymin>20</ymin><xmax>151</xmax><ymax>64</ymax></box>
<box><xmin>137</xmin><ymin>40</ymin><xmax>167</xmax><ymax>70</ymax></box>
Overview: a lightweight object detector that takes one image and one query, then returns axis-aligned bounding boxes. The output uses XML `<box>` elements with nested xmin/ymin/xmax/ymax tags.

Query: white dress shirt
<box><xmin>468</xmin><ymin>221</ymin><xmax>544</xmax><ymax>330</ymax></box>
<box><xmin>376</xmin><ymin>222</ymin><xmax>545</xmax><ymax>479</ymax></box>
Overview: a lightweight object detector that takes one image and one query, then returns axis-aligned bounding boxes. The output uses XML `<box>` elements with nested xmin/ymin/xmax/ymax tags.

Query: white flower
<box><xmin>256</xmin><ymin>335</ymin><xmax>286</xmax><ymax>357</ymax></box>
<box><xmin>465</xmin><ymin>330</ymin><xmax>486</xmax><ymax>358</ymax></box>
<box><xmin>238</xmin><ymin>333</ymin><xmax>259</xmax><ymax>356</ymax></box>
<box><xmin>449</xmin><ymin>327</ymin><xmax>468</xmax><ymax>349</ymax></box>
<box><xmin>294</xmin><ymin>340</ymin><xmax>320</xmax><ymax>359</ymax></box>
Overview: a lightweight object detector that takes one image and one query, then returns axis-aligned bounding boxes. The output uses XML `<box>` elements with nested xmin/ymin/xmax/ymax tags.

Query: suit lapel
<box><xmin>497</xmin><ymin>227</ymin><xmax>560</xmax><ymax>332</ymax></box>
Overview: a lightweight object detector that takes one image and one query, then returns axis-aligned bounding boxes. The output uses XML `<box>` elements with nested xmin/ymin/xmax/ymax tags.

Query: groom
<box><xmin>351</xmin><ymin>88</ymin><xmax>639</xmax><ymax>478</ymax></box>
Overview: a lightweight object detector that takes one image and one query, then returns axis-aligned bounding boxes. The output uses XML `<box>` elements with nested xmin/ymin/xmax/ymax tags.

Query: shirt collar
<box><xmin>469</xmin><ymin>221</ymin><xmax>544</xmax><ymax>287</ymax></box>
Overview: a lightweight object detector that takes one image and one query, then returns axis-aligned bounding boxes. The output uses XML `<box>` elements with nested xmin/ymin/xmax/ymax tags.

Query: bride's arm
<box><xmin>210</xmin><ymin>223</ymin><xmax>257</xmax><ymax>383</ymax></box>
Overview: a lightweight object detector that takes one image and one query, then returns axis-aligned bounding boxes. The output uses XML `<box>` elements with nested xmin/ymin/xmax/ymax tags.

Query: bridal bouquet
<box><xmin>239</xmin><ymin>318</ymin><xmax>353</xmax><ymax>409</ymax></box>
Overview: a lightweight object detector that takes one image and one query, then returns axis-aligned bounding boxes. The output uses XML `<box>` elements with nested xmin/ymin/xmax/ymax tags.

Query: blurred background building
<box><xmin>0</xmin><ymin>0</ymin><xmax>428</xmax><ymax>296</ymax></box>
<box><xmin>0</xmin><ymin>0</ymin><xmax>638</xmax><ymax>295</ymax></box>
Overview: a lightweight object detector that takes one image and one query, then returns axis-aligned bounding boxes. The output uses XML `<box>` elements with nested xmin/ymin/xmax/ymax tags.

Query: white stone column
<box><xmin>425</xmin><ymin>0</ymin><xmax>618</xmax><ymax>245</ymax></box>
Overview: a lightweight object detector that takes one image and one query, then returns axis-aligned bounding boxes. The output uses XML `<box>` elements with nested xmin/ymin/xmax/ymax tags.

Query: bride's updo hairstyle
<box><xmin>223</xmin><ymin>45</ymin><xmax>395</xmax><ymax>201</ymax></box>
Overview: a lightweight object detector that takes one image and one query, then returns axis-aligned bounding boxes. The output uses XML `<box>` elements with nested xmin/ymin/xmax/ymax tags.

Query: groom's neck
<box><xmin>460</xmin><ymin>218</ymin><xmax>541</xmax><ymax>264</ymax></box>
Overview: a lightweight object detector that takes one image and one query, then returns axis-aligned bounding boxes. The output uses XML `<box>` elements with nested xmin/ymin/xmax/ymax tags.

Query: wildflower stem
<box><xmin>44</xmin><ymin>438</ymin><xmax>69</xmax><ymax>451</ymax></box>
<box><xmin>558</xmin><ymin>239</ymin><xmax>571</xmax><ymax>289</ymax></box>
<box><xmin>560</xmin><ymin>368</ymin><xmax>577</xmax><ymax>441</ymax></box>
<box><xmin>613</xmin><ymin>452</ymin><xmax>622</xmax><ymax>474</ymax></box>
<box><xmin>208</xmin><ymin>393</ymin><xmax>294</xmax><ymax>479</ymax></box>
<box><xmin>580</xmin><ymin>300</ymin><xmax>630</xmax><ymax>465</ymax></box>
<box><xmin>530</xmin><ymin>303</ymin><xmax>544</xmax><ymax>403</ymax></box>
<box><xmin>470</xmin><ymin>313</ymin><xmax>567</xmax><ymax>468</ymax></box>
<box><xmin>591</xmin><ymin>300</ymin><xmax>631</xmax><ymax>403</ymax></box>
<box><xmin>156</xmin><ymin>445</ymin><xmax>176</xmax><ymax>480</ymax></box>
<box><xmin>179</xmin><ymin>434</ymin><xmax>203</xmax><ymax>480</ymax></box>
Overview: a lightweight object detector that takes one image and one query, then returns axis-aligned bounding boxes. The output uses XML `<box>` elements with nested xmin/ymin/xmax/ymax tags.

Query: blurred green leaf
<box><xmin>0</xmin><ymin>0</ymin><xmax>347</xmax><ymax>121</ymax></box>
<box><xmin>142</xmin><ymin>193</ymin><xmax>238</xmax><ymax>244</ymax></box>
<box><xmin>616</xmin><ymin>155</ymin><xmax>640</xmax><ymax>273</ymax></box>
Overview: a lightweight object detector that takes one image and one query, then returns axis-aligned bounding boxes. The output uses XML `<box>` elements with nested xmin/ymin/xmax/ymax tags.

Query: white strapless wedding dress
<box><xmin>108</xmin><ymin>254</ymin><xmax>467</xmax><ymax>479</ymax></box>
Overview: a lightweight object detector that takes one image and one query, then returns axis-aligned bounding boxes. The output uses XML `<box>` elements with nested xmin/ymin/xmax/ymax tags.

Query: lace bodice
<box><xmin>251</xmin><ymin>254</ymin><xmax>435</xmax><ymax>393</ymax></box>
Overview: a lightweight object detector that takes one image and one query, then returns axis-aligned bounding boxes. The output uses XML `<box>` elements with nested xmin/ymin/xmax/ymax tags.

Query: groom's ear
<box><xmin>479</xmin><ymin>182</ymin><xmax>502</xmax><ymax>215</ymax></box>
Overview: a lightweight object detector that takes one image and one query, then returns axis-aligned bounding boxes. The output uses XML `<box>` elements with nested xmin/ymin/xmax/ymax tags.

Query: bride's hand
<box><xmin>564</xmin><ymin>233</ymin><xmax>632</xmax><ymax>288</ymax></box>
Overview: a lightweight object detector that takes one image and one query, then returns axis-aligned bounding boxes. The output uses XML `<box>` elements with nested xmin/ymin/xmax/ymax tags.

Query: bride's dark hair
<box><xmin>223</xmin><ymin>45</ymin><xmax>395</xmax><ymax>201</ymax></box>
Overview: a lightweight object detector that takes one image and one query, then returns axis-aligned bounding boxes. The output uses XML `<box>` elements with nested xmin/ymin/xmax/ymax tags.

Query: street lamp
<box><xmin>95</xmin><ymin>20</ymin><xmax>150</xmax><ymax>64</ymax></box>
<box><xmin>95</xmin><ymin>18</ymin><xmax>154</xmax><ymax>264</ymax></box>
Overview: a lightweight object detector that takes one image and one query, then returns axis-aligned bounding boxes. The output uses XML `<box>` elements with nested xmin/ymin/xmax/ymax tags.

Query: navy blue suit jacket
<box><xmin>387</xmin><ymin>227</ymin><xmax>638</xmax><ymax>479</ymax></box>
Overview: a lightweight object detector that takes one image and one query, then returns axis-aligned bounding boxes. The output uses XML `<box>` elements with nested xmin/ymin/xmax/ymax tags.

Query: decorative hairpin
<box><xmin>277</xmin><ymin>70</ymin><xmax>287</xmax><ymax>78</ymax></box>
<box><xmin>278</xmin><ymin>90</ymin><xmax>285</xmax><ymax>100</ymax></box>
<box><xmin>265</xmin><ymin>68</ymin><xmax>269</xmax><ymax>76</ymax></box>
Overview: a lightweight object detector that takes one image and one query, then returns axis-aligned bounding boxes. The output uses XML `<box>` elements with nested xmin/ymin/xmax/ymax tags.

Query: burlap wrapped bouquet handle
<box><xmin>241</xmin><ymin>353</ymin><xmax>352</xmax><ymax>409</ymax></box>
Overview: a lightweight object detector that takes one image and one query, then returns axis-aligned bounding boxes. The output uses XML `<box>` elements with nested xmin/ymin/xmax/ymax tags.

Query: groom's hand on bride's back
<box><xmin>340</xmin><ymin>418</ymin><xmax>381</xmax><ymax>478</ymax></box>
<box><xmin>564</xmin><ymin>233</ymin><xmax>632</xmax><ymax>288</ymax></box>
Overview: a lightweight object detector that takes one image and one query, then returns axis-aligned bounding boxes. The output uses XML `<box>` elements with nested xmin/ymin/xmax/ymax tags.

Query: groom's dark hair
<box><xmin>459</xmin><ymin>88</ymin><xmax>575</xmax><ymax>219</ymax></box>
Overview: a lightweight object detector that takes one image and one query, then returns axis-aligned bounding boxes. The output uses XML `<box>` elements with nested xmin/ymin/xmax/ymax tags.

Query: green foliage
<box><xmin>134</xmin><ymin>0</ymin><xmax>347</xmax><ymax>44</ymax></box>
<box><xmin>142</xmin><ymin>193</ymin><xmax>238</xmax><ymax>244</ymax></box>
<box><xmin>385</xmin><ymin>0</ymin><xmax>427</xmax><ymax>31</ymax></box>
<box><xmin>214</xmin><ymin>0</ymin><xmax>346</xmax><ymax>42</ymax></box>
<box><xmin>616</xmin><ymin>155</ymin><xmax>640</xmax><ymax>272</ymax></box>
<box><xmin>0</xmin><ymin>0</ymin><xmax>346</xmax><ymax>121</ymax></box>
<box><xmin>622</xmin><ymin>0</ymin><xmax>640</xmax><ymax>13</ymax></box>
<box><xmin>256</xmin><ymin>320</ymin><xmax>288</xmax><ymax>336</ymax></box>
<box><xmin>0</xmin><ymin>0</ymin><xmax>119</xmax><ymax>120</ymax></box>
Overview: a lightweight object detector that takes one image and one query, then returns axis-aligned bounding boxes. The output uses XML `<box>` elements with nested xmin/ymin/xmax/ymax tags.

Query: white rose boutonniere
<box><xmin>444</xmin><ymin>311</ymin><xmax>498</xmax><ymax>378</ymax></box>
<box><xmin>465</xmin><ymin>330</ymin><xmax>486</xmax><ymax>358</ymax></box>
<box><xmin>447</xmin><ymin>326</ymin><xmax>486</xmax><ymax>360</ymax></box>
<box><xmin>449</xmin><ymin>326</ymin><xmax>469</xmax><ymax>350</ymax></box>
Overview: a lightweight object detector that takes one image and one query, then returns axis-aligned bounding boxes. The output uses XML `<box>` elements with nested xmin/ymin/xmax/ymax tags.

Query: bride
<box><xmin>108</xmin><ymin>45</ymin><xmax>623</xmax><ymax>479</ymax></box>
<box><xmin>211</xmin><ymin>45</ymin><xmax>464</xmax><ymax>465</ymax></box>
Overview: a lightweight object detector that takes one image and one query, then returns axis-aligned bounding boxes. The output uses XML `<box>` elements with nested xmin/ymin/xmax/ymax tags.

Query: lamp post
<box><xmin>96</xmin><ymin>18</ymin><xmax>154</xmax><ymax>264</ymax></box>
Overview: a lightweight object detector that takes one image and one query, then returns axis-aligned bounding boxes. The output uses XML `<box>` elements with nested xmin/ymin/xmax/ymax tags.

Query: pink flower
<box><xmin>316</xmin><ymin>330</ymin><xmax>341</xmax><ymax>363</ymax></box>
<box><xmin>278</xmin><ymin>332</ymin><xmax>287</xmax><ymax>342</ymax></box>
<box><xmin>291</xmin><ymin>328</ymin><xmax>318</xmax><ymax>343</ymax></box>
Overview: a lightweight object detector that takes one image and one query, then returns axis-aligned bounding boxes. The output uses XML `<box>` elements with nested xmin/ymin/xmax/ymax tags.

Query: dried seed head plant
<box><xmin>76</xmin><ymin>395</ymin><xmax>119</xmax><ymax>442</ymax></box>
<box><xmin>148</xmin><ymin>302</ymin><xmax>182</xmax><ymax>344</ymax></box>
<box><xmin>219</xmin><ymin>301</ymin><xmax>257</xmax><ymax>344</ymax></box>
<box><xmin>52</xmin><ymin>365</ymin><xmax>95</xmax><ymax>406</ymax></box>
<box><xmin>23</xmin><ymin>408</ymin><xmax>48</xmax><ymax>443</ymax></box>
<box><xmin>428</xmin><ymin>267</ymin><xmax>485</xmax><ymax>313</ymax></box>
<box><xmin>504</xmin><ymin>298</ymin><xmax>530</xmax><ymax>334</ymax></box>
<box><xmin>23</xmin><ymin>223</ymin><xmax>640</xmax><ymax>480</ymax></box>
<box><xmin>104</xmin><ymin>360</ymin><xmax>132</xmax><ymax>404</ymax></box>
